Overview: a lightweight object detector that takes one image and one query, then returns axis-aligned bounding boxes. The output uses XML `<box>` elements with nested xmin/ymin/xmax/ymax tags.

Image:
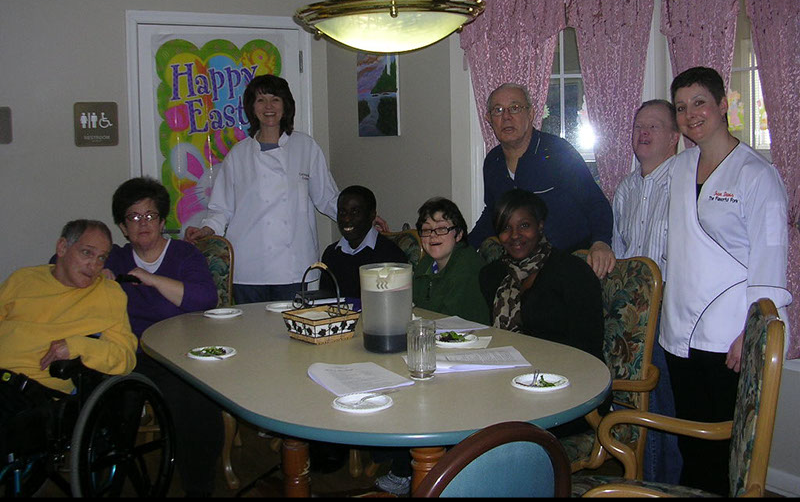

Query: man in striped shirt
<box><xmin>611</xmin><ymin>99</ymin><xmax>681</xmax><ymax>484</ymax></box>
<box><xmin>612</xmin><ymin>99</ymin><xmax>679</xmax><ymax>276</ymax></box>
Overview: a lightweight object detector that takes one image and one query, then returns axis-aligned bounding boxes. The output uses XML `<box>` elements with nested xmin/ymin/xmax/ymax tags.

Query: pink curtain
<box><xmin>660</xmin><ymin>0</ymin><xmax>739</xmax><ymax>87</ymax></box>
<box><xmin>746</xmin><ymin>0</ymin><xmax>800</xmax><ymax>359</ymax></box>
<box><xmin>566</xmin><ymin>0</ymin><xmax>655</xmax><ymax>201</ymax></box>
<box><xmin>460</xmin><ymin>0</ymin><xmax>566</xmax><ymax>151</ymax></box>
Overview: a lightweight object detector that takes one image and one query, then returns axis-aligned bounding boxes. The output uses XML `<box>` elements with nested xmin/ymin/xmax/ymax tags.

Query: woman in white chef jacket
<box><xmin>185</xmin><ymin>75</ymin><xmax>339</xmax><ymax>304</ymax></box>
<box><xmin>661</xmin><ymin>66</ymin><xmax>791</xmax><ymax>495</ymax></box>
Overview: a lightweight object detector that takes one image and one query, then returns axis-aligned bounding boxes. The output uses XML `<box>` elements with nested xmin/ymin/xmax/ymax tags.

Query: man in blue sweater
<box><xmin>467</xmin><ymin>83</ymin><xmax>616</xmax><ymax>279</ymax></box>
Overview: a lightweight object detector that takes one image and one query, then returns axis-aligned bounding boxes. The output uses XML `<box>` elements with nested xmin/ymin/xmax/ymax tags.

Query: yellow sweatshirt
<box><xmin>0</xmin><ymin>265</ymin><xmax>137</xmax><ymax>393</ymax></box>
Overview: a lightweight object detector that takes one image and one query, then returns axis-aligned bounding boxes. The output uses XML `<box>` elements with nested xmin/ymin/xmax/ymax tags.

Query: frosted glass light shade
<box><xmin>296</xmin><ymin>0</ymin><xmax>485</xmax><ymax>53</ymax></box>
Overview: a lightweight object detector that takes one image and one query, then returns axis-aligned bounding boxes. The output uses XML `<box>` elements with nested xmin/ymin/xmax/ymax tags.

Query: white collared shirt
<box><xmin>201</xmin><ymin>132</ymin><xmax>339</xmax><ymax>284</ymax></box>
<box><xmin>612</xmin><ymin>156</ymin><xmax>674</xmax><ymax>278</ymax></box>
<box><xmin>336</xmin><ymin>227</ymin><xmax>379</xmax><ymax>256</ymax></box>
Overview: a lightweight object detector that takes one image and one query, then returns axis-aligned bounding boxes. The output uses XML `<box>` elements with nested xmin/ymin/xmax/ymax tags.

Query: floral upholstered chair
<box><xmin>194</xmin><ymin>235</ymin><xmax>234</xmax><ymax>308</ymax></box>
<box><xmin>561</xmin><ymin>251</ymin><xmax>662</xmax><ymax>476</ymax></box>
<box><xmin>194</xmin><ymin>235</ymin><xmax>240</xmax><ymax>490</ymax></box>
<box><xmin>574</xmin><ymin>298</ymin><xmax>785</xmax><ymax>498</ymax></box>
<box><xmin>478</xmin><ymin>236</ymin><xmax>505</xmax><ymax>264</ymax></box>
<box><xmin>381</xmin><ymin>229</ymin><xmax>424</xmax><ymax>269</ymax></box>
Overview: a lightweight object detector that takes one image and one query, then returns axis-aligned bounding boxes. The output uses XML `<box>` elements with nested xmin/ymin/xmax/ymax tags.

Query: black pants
<box><xmin>0</xmin><ymin>370</ymin><xmax>67</xmax><ymax>459</ymax></box>
<box><xmin>135</xmin><ymin>354</ymin><xmax>224</xmax><ymax>497</ymax></box>
<box><xmin>665</xmin><ymin>349</ymin><xmax>739</xmax><ymax>496</ymax></box>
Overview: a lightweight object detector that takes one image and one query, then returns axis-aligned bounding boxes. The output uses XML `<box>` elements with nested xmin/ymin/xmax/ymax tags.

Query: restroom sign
<box><xmin>74</xmin><ymin>102</ymin><xmax>118</xmax><ymax>146</ymax></box>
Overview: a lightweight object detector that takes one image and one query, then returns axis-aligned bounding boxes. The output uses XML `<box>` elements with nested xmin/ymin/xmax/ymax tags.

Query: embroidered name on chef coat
<box><xmin>708</xmin><ymin>190</ymin><xmax>739</xmax><ymax>204</ymax></box>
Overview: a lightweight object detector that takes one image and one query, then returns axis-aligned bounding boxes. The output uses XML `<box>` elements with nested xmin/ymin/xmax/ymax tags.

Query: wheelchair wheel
<box><xmin>69</xmin><ymin>373</ymin><xmax>175</xmax><ymax>497</ymax></box>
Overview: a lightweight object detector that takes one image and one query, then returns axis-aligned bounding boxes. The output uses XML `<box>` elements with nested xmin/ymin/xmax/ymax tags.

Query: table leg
<box><xmin>410</xmin><ymin>446</ymin><xmax>445</xmax><ymax>493</ymax></box>
<box><xmin>281</xmin><ymin>438</ymin><xmax>311</xmax><ymax>497</ymax></box>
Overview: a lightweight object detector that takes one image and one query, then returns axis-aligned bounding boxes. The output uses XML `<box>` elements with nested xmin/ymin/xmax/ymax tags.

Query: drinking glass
<box><xmin>406</xmin><ymin>319</ymin><xmax>436</xmax><ymax>380</ymax></box>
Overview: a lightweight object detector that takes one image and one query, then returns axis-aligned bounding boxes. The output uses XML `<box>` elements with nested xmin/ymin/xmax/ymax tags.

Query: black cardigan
<box><xmin>479</xmin><ymin>248</ymin><xmax>605</xmax><ymax>363</ymax></box>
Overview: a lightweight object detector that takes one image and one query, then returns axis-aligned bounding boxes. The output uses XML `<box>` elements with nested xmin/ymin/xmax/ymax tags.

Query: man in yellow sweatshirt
<box><xmin>0</xmin><ymin>219</ymin><xmax>137</xmax><ymax>400</ymax></box>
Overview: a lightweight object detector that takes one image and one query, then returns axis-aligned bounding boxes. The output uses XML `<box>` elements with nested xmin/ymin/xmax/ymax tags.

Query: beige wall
<box><xmin>0</xmin><ymin>0</ymin><xmax>461</xmax><ymax>281</ymax></box>
<box><xmin>326</xmin><ymin>40</ymin><xmax>453</xmax><ymax>232</ymax></box>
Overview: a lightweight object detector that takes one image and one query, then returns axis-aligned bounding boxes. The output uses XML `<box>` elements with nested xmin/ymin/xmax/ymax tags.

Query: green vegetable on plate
<box><xmin>438</xmin><ymin>331</ymin><xmax>467</xmax><ymax>342</ymax></box>
<box><xmin>192</xmin><ymin>346</ymin><xmax>226</xmax><ymax>357</ymax></box>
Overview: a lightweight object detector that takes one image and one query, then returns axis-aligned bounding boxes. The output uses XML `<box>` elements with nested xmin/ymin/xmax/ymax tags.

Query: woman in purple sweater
<box><xmin>105</xmin><ymin>177</ymin><xmax>221</xmax><ymax>497</ymax></box>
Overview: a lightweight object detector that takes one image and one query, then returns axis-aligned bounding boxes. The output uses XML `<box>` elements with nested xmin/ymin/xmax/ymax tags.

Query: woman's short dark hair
<box><xmin>111</xmin><ymin>177</ymin><xmax>171</xmax><ymax>225</ymax></box>
<box><xmin>415</xmin><ymin>197</ymin><xmax>469</xmax><ymax>241</ymax></box>
<box><xmin>492</xmin><ymin>189</ymin><xmax>548</xmax><ymax>235</ymax></box>
<box><xmin>670</xmin><ymin>66</ymin><xmax>726</xmax><ymax>105</ymax></box>
<box><xmin>243</xmin><ymin>74</ymin><xmax>295</xmax><ymax>137</ymax></box>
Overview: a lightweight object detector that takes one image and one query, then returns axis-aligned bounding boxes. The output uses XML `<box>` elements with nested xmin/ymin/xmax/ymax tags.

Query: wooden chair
<box><xmin>194</xmin><ymin>235</ymin><xmax>242</xmax><ymax>490</ymax></box>
<box><xmin>412</xmin><ymin>421</ymin><xmax>571</xmax><ymax>497</ymax></box>
<box><xmin>561</xmin><ymin>251</ymin><xmax>662</xmax><ymax>477</ymax></box>
<box><xmin>574</xmin><ymin>298</ymin><xmax>785</xmax><ymax>497</ymax></box>
<box><xmin>381</xmin><ymin>229</ymin><xmax>424</xmax><ymax>269</ymax></box>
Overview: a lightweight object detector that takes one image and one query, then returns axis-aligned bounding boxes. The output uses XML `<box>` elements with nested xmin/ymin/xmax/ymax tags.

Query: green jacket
<box><xmin>412</xmin><ymin>243</ymin><xmax>490</xmax><ymax>325</ymax></box>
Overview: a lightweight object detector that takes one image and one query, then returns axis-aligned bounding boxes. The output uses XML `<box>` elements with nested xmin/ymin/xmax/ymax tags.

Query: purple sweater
<box><xmin>105</xmin><ymin>239</ymin><xmax>218</xmax><ymax>338</ymax></box>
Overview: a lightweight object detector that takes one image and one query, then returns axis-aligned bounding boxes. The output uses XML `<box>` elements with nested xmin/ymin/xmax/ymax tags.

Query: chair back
<box><xmin>381</xmin><ymin>229</ymin><xmax>424</xmax><ymax>269</ymax></box>
<box><xmin>478</xmin><ymin>236</ymin><xmax>505</xmax><ymax>264</ymax></box>
<box><xmin>413</xmin><ymin>421</ymin><xmax>571</xmax><ymax>498</ymax></box>
<box><xmin>567</xmin><ymin>251</ymin><xmax>662</xmax><ymax>474</ymax></box>
<box><xmin>194</xmin><ymin>235</ymin><xmax>235</xmax><ymax>307</ymax></box>
<box><xmin>573</xmin><ymin>251</ymin><xmax>662</xmax><ymax>411</ymax></box>
<box><xmin>729</xmin><ymin>298</ymin><xmax>784</xmax><ymax>497</ymax></box>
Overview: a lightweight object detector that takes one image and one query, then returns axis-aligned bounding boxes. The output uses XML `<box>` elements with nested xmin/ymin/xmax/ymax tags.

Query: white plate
<box><xmin>511</xmin><ymin>373</ymin><xmax>569</xmax><ymax>392</ymax></box>
<box><xmin>203</xmin><ymin>308</ymin><xmax>242</xmax><ymax>319</ymax></box>
<box><xmin>331</xmin><ymin>392</ymin><xmax>393</xmax><ymax>414</ymax></box>
<box><xmin>187</xmin><ymin>346</ymin><xmax>237</xmax><ymax>360</ymax></box>
<box><xmin>435</xmin><ymin>333</ymin><xmax>478</xmax><ymax>348</ymax></box>
<box><xmin>265</xmin><ymin>301</ymin><xmax>296</xmax><ymax>313</ymax></box>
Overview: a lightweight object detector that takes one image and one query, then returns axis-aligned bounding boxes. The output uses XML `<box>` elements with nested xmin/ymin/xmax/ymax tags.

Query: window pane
<box><xmin>541</xmin><ymin>80</ymin><xmax>561</xmax><ymax>137</ymax></box>
<box><xmin>727</xmin><ymin>71</ymin><xmax>750</xmax><ymax>143</ymax></box>
<box><xmin>752</xmin><ymin>70</ymin><xmax>770</xmax><ymax>149</ymax></box>
<box><xmin>551</xmin><ymin>36</ymin><xmax>560</xmax><ymax>75</ymax></box>
<box><xmin>563</xmin><ymin>28</ymin><xmax>581</xmax><ymax>74</ymax></box>
<box><xmin>564</xmin><ymin>78</ymin><xmax>592</xmax><ymax>153</ymax></box>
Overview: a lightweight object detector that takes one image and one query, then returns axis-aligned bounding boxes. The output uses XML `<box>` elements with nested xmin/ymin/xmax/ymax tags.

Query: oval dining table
<box><xmin>141</xmin><ymin>302</ymin><xmax>611</xmax><ymax>497</ymax></box>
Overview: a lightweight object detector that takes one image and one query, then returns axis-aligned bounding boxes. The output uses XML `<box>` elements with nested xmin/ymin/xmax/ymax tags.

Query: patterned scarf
<box><xmin>492</xmin><ymin>237</ymin><xmax>552</xmax><ymax>332</ymax></box>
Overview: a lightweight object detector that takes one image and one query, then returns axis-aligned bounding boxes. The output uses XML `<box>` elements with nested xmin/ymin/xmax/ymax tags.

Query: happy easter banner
<box><xmin>154</xmin><ymin>38</ymin><xmax>282</xmax><ymax>233</ymax></box>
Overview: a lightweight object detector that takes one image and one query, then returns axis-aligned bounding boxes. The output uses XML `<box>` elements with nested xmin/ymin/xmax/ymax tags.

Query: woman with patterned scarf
<box><xmin>479</xmin><ymin>188</ymin><xmax>607</xmax><ymax>436</ymax></box>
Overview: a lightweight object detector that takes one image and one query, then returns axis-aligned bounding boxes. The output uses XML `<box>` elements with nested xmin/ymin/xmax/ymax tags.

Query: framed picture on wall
<box><xmin>357</xmin><ymin>52</ymin><xmax>399</xmax><ymax>137</ymax></box>
<box><xmin>125</xmin><ymin>11</ymin><xmax>312</xmax><ymax>235</ymax></box>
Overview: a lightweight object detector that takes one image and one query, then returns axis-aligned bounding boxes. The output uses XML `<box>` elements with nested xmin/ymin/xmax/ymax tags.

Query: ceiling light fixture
<box><xmin>295</xmin><ymin>0</ymin><xmax>486</xmax><ymax>54</ymax></box>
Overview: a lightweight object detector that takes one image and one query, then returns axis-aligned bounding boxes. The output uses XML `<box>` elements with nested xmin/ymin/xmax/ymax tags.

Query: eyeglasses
<box><xmin>125</xmin><ymin>212</ymin><xmax>160</xmax><ymax>223</ymax></box>
<box><xmin>489</xmin><ymin>104</ymin><xmax>529</xmax><ymax>116</ymax></box>
<box><xmin>419</xmin><ymin>226</ymin><xmax>457</xmax><ymax>237</ymax></box>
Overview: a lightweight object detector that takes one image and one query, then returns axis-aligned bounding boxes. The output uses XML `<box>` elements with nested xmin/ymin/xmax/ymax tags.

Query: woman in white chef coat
<box><xmin>661</xmin><ymin>66</ymin><xmax>791</xmax><ymax>495</ymax></box>
<box><xmin>185</xmin><ymin>75</ymin><xmax>339</xmax><ymax>304</ymax></box>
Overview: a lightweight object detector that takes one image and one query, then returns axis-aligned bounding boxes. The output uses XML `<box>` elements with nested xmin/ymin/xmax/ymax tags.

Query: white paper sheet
<box><xmin>402</xmin><ymin>346</ymin><xmax>531</xmax><ymax>374</ymax></box>
<box><xmin>432</xmin><ymin>315</ymin><xmax>491</xmax><ymax>334</ymax></box>
<box><xmin>308</xmin><ymin>362</ymin><xmax>414</xmax><ymax>396</ymax></box>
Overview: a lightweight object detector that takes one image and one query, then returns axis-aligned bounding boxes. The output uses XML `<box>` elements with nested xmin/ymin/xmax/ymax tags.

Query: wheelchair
<box><xmin>1</xmin><ymin>359</ymin><xmax>175</xmax><ymax>497</ymax></box>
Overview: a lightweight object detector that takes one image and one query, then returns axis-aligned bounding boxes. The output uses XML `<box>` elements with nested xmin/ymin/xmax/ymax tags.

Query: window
<box><xmin>728</xmin><ymin>0</ymin><xmax>770</xmax><ymax>154</ymax></box>
<box><xmin>541</xmin><ymin>28</ymin><xmax>596</xmax><ymax>162</ymax></box>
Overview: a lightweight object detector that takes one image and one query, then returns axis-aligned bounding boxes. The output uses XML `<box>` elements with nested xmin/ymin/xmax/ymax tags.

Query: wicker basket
<box><xmin>283</xmin><ymin>304</ymin><xmax>360</xmax><ymax>344</ymax></box>
<box><xmin>282</xmin><ymin>262</ymin><xmax>360</xmax><ymax>344</ymax></box>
